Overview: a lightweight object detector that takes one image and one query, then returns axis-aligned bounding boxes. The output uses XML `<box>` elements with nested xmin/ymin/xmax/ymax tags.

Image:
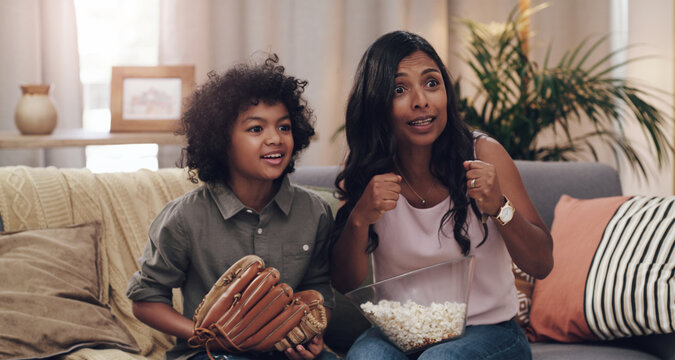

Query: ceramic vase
<box><xmin>15</xmin><ymin>84</ymin><xmax>58</xmax><ymax>135</ymax></box>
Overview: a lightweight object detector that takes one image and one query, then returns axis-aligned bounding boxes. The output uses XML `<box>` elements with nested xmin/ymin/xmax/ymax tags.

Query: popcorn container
<box><xmin>345</xmin><ymin>256</ymin><xmax>475</xmax><ymax>354</ymax></box>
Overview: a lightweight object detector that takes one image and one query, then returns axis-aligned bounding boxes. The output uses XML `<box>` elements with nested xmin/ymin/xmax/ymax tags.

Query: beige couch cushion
<box><xmin>0</xmin><ymin>222</ymin><xmax>139</xmax><ymax>359</ymax></box>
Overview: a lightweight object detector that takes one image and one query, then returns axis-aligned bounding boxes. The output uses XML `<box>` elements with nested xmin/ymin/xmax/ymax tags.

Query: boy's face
<box><xmin>227</xmin><ymin>101</ymin><xmax>294</xmax><ymax>185</ymax></box>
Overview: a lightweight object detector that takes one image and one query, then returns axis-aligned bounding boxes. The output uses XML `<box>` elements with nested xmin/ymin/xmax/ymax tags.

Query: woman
<box><xmin>331</xmin><ymin>31</ymin><xmax>553</xmax><ymax>359</ymax></box>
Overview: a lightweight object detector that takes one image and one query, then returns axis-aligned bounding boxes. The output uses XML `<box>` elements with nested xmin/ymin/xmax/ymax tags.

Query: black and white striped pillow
<box><xmin>585</xmin><ymin>196</ymin><xmax>675</xmax><ymax>340</ymax></box>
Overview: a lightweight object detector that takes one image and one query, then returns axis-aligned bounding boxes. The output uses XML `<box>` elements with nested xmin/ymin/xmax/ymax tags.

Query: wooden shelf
<box><xmin>0</xmin><ymin>129</ymin><xmax>185</xmax><ymax>149</ymax></box>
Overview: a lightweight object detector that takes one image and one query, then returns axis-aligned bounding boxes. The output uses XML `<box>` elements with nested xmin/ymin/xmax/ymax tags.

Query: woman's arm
<box><xmin>468</xmin><ymin>137</ymin><xmax>554</xmax><ymax>279</ymax></box>
<box><xmin>330</xmin><ymin>209</ymin><xmax>372</xmax><ymax>293</ymax></box>
<box><xmin>330</xmin><ymin>174</ymin><xmax>401</xmax><ymax>293</ymax></box>
<box><xmin>132</xmin><ymin>301</ymin><xmax>194</xmax><ymax>340</ymax></box>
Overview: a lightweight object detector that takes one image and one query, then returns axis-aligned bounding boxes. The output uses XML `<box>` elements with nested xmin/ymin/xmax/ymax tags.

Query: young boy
<box><xmin>126</xmin><ymin>55</ymin><xmax>336</xmax><ymax>360</ymax></box>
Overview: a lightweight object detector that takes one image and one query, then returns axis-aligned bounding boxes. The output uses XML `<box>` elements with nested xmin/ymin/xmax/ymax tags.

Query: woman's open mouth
<box><xmin>407</xmin><ymin>116</ymin><xmax>435</xmax><ymax>128</ymax></box>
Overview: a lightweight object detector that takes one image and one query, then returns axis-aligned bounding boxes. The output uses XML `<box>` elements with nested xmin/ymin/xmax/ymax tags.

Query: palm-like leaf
<box><xmin>456</xmin><ymin>7</ymin><xmax>672</xmax><ymax>179</ymax></box>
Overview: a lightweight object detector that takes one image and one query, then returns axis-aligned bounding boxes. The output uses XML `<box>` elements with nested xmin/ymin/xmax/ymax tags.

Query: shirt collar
<box><xmin>272</xmin><ymin>176</ymin><xmax>294</xmax><ymax>215</ymax></box>
<box><xmin>207</xmin><ymin>175</ymin><xmax>294</xmax><ymax>219</ymax></box>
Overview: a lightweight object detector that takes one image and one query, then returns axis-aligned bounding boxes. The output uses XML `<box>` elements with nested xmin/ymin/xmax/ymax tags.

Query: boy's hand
<box><xmin>284</xmin><ymin>336</ymin><xmax>325</xmax><ymax>360</ymax></box>
<box><xmin>351</xmin><ymin>173</ymin><xmax>401</xmax><ymax>227</ymax></box>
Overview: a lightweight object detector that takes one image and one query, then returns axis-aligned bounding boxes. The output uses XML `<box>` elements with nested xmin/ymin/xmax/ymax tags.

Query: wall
<box><xmin>0</xmin><ymin>0</ymin><xmax>84</xmax><ymax>168</ymax></box>
<box><xmin>620</xmin><ymin>0</ymin><xmax>674</xmax><ymax>195</ymax></box>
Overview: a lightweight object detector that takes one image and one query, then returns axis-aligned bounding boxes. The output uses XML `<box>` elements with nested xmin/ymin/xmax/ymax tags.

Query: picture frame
<box><xmin>110</xmin><ymin>65</ymin><xmax>195</xmax><ymax>132</ymax></box>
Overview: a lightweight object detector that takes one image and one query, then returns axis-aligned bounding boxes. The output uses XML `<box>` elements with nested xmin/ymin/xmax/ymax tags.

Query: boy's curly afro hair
<box><xmin>177</xmin><ymin>54</ymin><xmax>315</xmax><ymax>184</ymax></box>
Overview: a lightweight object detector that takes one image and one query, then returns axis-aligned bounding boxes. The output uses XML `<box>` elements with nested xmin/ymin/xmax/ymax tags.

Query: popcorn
<box><xmin>360</xmin><ymin>299</ymin><xmax>466</xmax><ymax>352</ymax></box>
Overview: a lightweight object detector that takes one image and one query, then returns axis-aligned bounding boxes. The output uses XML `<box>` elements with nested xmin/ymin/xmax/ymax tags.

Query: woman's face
<box><xmin>390</xmin><ymin>50</ymin><xmax>447</xmax><ymax>150</ymax></box>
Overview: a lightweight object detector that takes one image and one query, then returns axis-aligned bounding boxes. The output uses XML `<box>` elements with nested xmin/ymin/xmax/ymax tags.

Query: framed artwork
<box><xmin>110</xmin><ymin>65</ymin><xmax>195</xmax><ymax>132</ymax></box>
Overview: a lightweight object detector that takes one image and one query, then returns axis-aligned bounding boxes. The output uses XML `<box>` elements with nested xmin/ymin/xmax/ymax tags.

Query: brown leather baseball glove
<box><xmin>187</xmin><ymin>255</ymin><xmax>327</xmax><ymax>358</ymax></box>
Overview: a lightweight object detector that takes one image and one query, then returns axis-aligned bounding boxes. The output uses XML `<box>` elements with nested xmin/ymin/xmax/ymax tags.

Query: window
<box><xmin>74</xmin><ymin>0</ymin><xmax>160</xmax><ymax>173</ymax></box>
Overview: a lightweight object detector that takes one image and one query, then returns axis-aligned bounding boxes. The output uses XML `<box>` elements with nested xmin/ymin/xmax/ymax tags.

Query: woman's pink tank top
<box><xmin>372</xmin><ymin>182</ymin><xmax>518</xmax><ymax>325</ymax></box>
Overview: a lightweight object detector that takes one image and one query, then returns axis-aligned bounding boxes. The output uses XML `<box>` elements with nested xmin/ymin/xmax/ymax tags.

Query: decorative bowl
<box><xmin>345</xmin><ymin>256</ymin><xmax>474</xmax><ymax>354</ymax></box>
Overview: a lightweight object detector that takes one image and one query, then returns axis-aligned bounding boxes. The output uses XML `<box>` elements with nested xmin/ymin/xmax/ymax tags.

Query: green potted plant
<box><xmin>454</xmin><ymin>5</ymin><xmax>672</xmax><ymax>178</ymax></box>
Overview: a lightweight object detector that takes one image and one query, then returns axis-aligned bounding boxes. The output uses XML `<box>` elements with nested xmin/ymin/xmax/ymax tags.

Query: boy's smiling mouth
<box><xmin>261</xmin><ymin>152</ymin><xmax>285</xmax><ymax>165</ymax></box>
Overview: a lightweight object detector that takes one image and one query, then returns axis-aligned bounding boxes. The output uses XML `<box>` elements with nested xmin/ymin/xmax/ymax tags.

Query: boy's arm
<box><xmin>296</xmin><ymin>202</ymin><xmax>335</xmax><ymax>309</ymax></box>
<box><xmin>127</xmin><ymin>201</ymin><xmax>193</xmax><ymax>338</ymax></box>
<box><xmin>132</xmin><ymin>301</ymin><xmax>194</xmax><ymax>340</ymax></box>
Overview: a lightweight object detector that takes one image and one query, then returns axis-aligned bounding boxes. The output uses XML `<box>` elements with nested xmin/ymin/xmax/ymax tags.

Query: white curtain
<box><xmin>0</xmin><ymin>0</ymin><xmax>83</xmax><ymax>167</ymax></box>
<box><xmin>158</xmin><ymin>0</ymin><xmax>454</xmax><ymax>167</ymax></box>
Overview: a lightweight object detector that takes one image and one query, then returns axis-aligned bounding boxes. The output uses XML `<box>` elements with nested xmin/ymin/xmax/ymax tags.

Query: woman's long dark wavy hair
<box><xmin>177</xmin><ymin>54</ymin><xmax>315</xmax><ymax>185</ymax></box>
<box><xmin>333</xmin><ymin>31</ymin><xmax>486</xmax><ymax>255</ymax></box>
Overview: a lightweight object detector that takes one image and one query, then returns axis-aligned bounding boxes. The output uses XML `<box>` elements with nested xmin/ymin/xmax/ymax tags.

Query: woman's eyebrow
<box><xmin>422</xmin><ymin>68</ymin><xmax>440</xmax><ymax>75</ymax></box>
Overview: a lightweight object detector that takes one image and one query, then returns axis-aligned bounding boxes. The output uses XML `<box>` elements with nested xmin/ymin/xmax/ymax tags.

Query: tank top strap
<box><xmin>472</xmin><ymin>130</ymin><xmax>489</xmax><ymax>159</ymax></box>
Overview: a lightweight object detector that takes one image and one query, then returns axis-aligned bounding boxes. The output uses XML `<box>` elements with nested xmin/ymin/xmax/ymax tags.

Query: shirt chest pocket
<box><xmin>279</xmin><ymin>240</ymin><xmax>314</xmax><ymax>286</ymax></box>
<box><xmin>282</xmin><ymin>240</ymin><xmax>313</xmax><ymax>258</ymax></box>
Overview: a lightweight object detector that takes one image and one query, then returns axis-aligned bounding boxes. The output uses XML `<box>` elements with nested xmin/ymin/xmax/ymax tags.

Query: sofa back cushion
<box><xmin>514</xmin><ymin>161</ymin><xmax>622</xmax><ymax>228</ymax></box>
<box><xmin>0</xmin><ymin>222</ymin><xmax>140</xmax><ymax>359</ymax></box>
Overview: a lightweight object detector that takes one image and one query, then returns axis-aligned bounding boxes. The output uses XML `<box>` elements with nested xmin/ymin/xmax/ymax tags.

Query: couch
<box><xmin>290</xmin><ymin>161</ymin><xmax>675</xmax><ymax>360</ymax></box>
<box><xmin>0</xmin><ymin>161</ymin><xmax>673</xmax><ymax>360</ymax></box>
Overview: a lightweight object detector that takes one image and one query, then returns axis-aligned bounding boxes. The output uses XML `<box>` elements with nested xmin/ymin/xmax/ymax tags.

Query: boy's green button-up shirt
<box><xmin>127</xmin><ymin>176</ymin><xmax>334</xmax><ymax>359</ymax></box>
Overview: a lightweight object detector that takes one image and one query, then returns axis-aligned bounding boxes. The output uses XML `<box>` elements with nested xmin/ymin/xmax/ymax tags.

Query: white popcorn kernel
<box><xmin>360</xmin><ymin>300</ymin><xmax>467</xmax><ymax>352</ymax></box>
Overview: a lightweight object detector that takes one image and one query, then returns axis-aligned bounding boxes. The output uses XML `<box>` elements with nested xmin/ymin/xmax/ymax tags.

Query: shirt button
<box><xmin>302</xmin><ymin>244</ymin><xmax>309</xmax><ymax>251</ymax></box>
<box><xmin>245</xmin><ymin>209</ymin><xmax>253</xmax><ymax>214</ymax></box>
<box><xmin>257</xmin><ymin>228</ymin><xmax>263</xmax><ymax>235</ymax></box>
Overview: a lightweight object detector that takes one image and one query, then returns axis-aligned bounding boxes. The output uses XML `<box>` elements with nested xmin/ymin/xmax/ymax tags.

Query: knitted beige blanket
<box><xmin>0</xmin><ymin>166</ymin><xmax>198</xmax><ymax>360</ymax></box>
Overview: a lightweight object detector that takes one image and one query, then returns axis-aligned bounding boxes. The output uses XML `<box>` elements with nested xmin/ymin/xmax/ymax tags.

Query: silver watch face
<box><xmin>501</xmin><ymin>206</ymin><xmax>514</xmax><ymax>222</ymax></box>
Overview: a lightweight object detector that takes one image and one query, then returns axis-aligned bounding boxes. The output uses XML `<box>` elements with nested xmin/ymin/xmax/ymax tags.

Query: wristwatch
<box><xmin>493</xmin><ymin>196</ymin><xmax>515</xmax><ymax>226</ymax></box>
